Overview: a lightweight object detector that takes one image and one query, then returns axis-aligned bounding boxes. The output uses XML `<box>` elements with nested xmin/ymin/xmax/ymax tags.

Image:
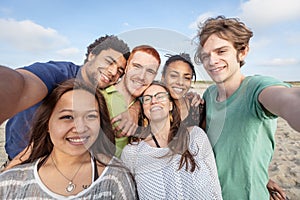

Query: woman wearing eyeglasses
<box><xmin>121</xmin><ymin>81</ymin><xmax>222</xmax><ymax>200</ymax></box>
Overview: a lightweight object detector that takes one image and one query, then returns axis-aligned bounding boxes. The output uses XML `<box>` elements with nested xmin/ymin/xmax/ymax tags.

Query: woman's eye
<box><xmin>59</xmin><ymin>115</ymin><xmax>73</xmax><ymax>120</ymax></box>
<box><xmin>87</xmin><ymin>114</ymin><xmax>98</xmax><ymax>119</ymax></box>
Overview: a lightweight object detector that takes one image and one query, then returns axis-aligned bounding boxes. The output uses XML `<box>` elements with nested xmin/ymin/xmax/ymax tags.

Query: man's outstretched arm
<box><xmin>259</xmin><ymin>85</ymin><xmax>300</xmax><ymax>132</ymax></box>
<box><xmin>0</xmin><ymin>65</ymin><xmax>48</xmax><ymax>124</ymax></box>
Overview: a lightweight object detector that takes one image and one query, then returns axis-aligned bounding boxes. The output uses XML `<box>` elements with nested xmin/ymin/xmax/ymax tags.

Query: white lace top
<box><xmin>0</xmin><ymin>157</ymin><xmax>137</xmax><ymax>199</ymax></box>
<box><xmin>121</xmin><ymin>126</ymin><xmax>222</xmax><ymax>200</ymax></box>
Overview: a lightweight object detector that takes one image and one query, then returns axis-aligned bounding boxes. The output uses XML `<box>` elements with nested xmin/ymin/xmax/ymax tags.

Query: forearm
<box><xmin>281</xmin><ymin>88</ymin><xmax>300</xmax><ymax>132</ymax></box>
<box><xmin>260</xmin><ymin>86</ymin><xmax>300</xmax><ymax>132</ymax></box>
<box><xmin>0</xmin><ymin>65</ymin><xmax>26</xmax><ymax>124</ymax></box>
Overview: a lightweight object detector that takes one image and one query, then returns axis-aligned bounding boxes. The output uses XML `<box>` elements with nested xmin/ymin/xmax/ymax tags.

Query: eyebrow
<box><xmin>106</xmin><ymin>56</ymin><xmax>126</xmax><ymax>70</ymax></box>
<box><xmin>58</xmin><ymin>109</ymin><xmax>99</xmax><ymax>113</ymax></box>
<box><xmin>132</xmin><ymin>62</ymin><xmax>144</xmax><ymax>68</ymax></box>
<box><xmin>202</xmin><ymin>45</ymin><xmax>229</xmax><ymax>54</ymax></box>
<box><xmin>106</xmin><ymin>56</ymin><xmax>117</xmax><ymax>64</ymax></box>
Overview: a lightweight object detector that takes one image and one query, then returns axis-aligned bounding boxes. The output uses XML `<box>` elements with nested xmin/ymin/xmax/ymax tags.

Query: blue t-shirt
<box><xmin>5</xmin><ymin>61</ymin><xmax>80</xmax><ymax>159</ymax></box>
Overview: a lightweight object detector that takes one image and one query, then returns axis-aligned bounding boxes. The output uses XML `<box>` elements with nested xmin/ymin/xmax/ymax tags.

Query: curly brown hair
<box><xmin>195</xmin><ymin>15</ymin><xmax>253</xmax><ymax>67</ymax></box>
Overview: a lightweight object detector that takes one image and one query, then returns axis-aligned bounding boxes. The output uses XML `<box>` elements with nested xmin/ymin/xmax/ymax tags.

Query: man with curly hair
<box><xmin>0</xmin><ymin>35</ymin><xmax>130</xmax><ymax>162</ymax></box>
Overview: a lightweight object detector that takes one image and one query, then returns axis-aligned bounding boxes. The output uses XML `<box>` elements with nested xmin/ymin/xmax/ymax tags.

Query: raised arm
<box><xmin>259</xmin><ymin>85</ymin><xmax>300</xmax><ymax>132</ymax></box>
<box><xmin>0</xmin><ymin>65</ymin><xmax>48</xmax><ymax>124</ymax></box>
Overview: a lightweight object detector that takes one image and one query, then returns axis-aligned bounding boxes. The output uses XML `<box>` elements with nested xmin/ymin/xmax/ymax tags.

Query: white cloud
<box><xmin>240</xmin><ymin>0</ymin><xmax>300</xmax><ymax>28</ymax></box>
<box><xmin>0</xmin><ymin>18</ymin><xmax>69</xmax><ymax>51</ymax></box>
<box><xmin>188</xmin><ymin>12</ymin><xmax>215</xmax><ymax>30</ymax></box>
<box><xmin>123</xmin><ymin>22</ymin><xmax>129</xmax><ymax>26</ymax></box>
<box><xmin>262</xmin><ymin>58</ymin><xmax>299</xmax><ymax>66</ymax></box>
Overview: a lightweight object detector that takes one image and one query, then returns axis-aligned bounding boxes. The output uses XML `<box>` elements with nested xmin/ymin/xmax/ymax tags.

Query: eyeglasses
<box><xmin>139</xmin><ymin>92</ymin><xmax>169</xmax><ymax>105</ymax></box>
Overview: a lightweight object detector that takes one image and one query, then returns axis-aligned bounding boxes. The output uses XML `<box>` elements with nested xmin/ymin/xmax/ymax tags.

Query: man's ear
<box><xmin>239</xmin><ymin>45</ymin><xmax>249</xmax><ymax>61</ymax></box>
<box><xmin>87</xmin><ymin>53</ymin><xmax>95</xmax><ymax>62</ymax></box>
<box><xmin>125</xmin><ymin>61</ymin><xmax>129</xmax><ymax>73</ymax></box>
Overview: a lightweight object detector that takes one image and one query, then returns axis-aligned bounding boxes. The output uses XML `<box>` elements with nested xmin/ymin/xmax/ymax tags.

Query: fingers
<box><xmin>113</xmin><ymin>118</ymin><xmax>138</xmax><ymax>138</ymax></box>
<box><xmin>270</xmin><ymin>190</ymin><xmax>287</xmax><ymax>200</ymax></box>
<box><xmin>267</xmin><ymin>179</ymin><xmax>287</xmax><ymax>200</ymax></box>
<box><xmin>189</xmin><ymin>92</ymin><xmax>204</xmax><ymax>108</ymax></box>
<box><xmin>111</xmin><ymin>114</ymin><xmax>121</xmax><ymax>124</ymax></box>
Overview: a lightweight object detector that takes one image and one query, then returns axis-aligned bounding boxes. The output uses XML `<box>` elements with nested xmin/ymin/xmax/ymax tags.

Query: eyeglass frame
<box><xmin>139</xmin><ymin>92</ymin><xmax>169</xmax><ymax>105</ymax></box>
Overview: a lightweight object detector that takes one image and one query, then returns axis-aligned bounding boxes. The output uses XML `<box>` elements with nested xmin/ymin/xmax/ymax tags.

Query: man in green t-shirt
<box><xmin>102</xmin><ymin>45</ymin><xmax>161</xmax><ymax>157</ymax></box>
<box><xmin>194</xmin><ymin>16</ymin><xmax>300</xmax><ymax>200</ymax></box>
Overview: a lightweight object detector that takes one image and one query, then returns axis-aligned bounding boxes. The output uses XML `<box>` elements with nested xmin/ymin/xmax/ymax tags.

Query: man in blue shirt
<box><xmin>0</xmin><ymin>35</ymin><xmax>130</xmax><ymax>161</ymax></box>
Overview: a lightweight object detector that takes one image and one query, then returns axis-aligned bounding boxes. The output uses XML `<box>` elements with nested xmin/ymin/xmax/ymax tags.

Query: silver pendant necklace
<box><xmin>51</xmin><ymin>154</ymin><xmax>85</xmax><ymax>193</ymax></box>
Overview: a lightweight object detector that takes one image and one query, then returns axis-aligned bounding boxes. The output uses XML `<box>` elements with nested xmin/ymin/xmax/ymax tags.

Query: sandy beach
<box><xmin>0</xmin><ymin>82</ymin><xmax>299</xmax><ymax>199</ymax></box>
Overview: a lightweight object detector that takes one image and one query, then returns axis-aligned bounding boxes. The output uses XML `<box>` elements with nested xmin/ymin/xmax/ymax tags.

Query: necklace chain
<box><xmin>51</xmin><ymin>154</ymin><xmax>85</xmax><ymax>193</ymax></box>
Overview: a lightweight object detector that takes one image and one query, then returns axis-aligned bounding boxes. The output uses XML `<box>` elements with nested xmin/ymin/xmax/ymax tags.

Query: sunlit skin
<box><xmin>81</xmin><ymin>49</ymin><xmax>127</xmax><ymax>89</ymax></box>
<box><xmin>142</xmin><ymin>85</ymin><xmax>173</xmax><ymax>126</ymax></box>
<box><xmin>162</xmin><ymin>61</ymin><xmax>193</xmax><ymax>100</ymax></box>
<box><xmin>48</xmin><ymin>89</ymin><xmax>100</xmax><ymax>157</ymax></box>
<box><xmin>37</xmin><ymin>89</ymin><xmax>106</xmax><ymax>196</ymax></box>
<box><xmin>200</xmin><ymin>34</ymin><xmax>247</xmax><ymax>88</ymax></box>
<box><xmin>123</xmin><ymin>51</ymin><xmax>159</xmax><ymax>98</ymax></box>
<box><xmin>161</xmin><ymin>60</ymin><xmax>194</xmax><ymax>120</ymax></box>
<box><xmin>142</xmin><ymin>85</ymin><xmax>173</xmax><ymax>148</ymax></box>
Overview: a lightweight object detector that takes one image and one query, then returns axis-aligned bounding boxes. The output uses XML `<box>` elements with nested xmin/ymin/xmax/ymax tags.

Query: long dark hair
<box><xmin>139</xmin><ymin>81</ymin><xmax>197</xmax><ymax>172</ymax></box>
<box><xmin>21</xmin><ymin>79</ymin><xmax>116</xmax><ymax>168</ymax></box>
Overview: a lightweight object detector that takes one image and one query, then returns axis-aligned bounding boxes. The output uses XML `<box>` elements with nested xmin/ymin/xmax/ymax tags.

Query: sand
<box><xmin>0</xmin><ymin>83</ymin><xmax>299</xmax><ymax>199</ymax></box>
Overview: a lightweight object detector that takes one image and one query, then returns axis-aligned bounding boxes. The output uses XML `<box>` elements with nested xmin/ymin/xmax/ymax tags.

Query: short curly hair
<box><xmin>84</xmin><ymin>35</ymin><xmax>130</xmax><ymax>63</ymax></box>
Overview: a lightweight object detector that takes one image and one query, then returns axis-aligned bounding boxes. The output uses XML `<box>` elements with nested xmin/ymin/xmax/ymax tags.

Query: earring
<box><xmin>143</xmin><ymin>118</ymin><xmax>149</xmax><ymax>127</ymax></box>
<box><xmin>169</xmin><ymin>111</ymin><xmax>173</xmax><ymax>123</ymax></box>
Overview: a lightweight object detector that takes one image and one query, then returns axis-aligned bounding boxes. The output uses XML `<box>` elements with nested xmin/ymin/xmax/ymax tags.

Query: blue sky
<box><xmin>0</xmin><ymin>0</ymin><xmax>299</xmax><ymax>81</ymax></box>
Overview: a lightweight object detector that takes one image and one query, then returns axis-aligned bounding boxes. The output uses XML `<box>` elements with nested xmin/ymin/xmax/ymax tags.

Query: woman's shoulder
<box><xmin>122</xmin><ymin>140</ymin><xmax>142</xmax><ymax>155</ymax></box>
<box><xmin>188</xmin><ymin>126</ymin><xmax>206</xmax><ymax>137</ymax></box>
<box><xmin>188</xmin><ymin>126</ymin><xmax>210</xmax><ymax>146</ymax></box>
<box><xmin>0</xmin><ymin>162</ymin><xmax>35</xmax><ymax>181</ymax></box>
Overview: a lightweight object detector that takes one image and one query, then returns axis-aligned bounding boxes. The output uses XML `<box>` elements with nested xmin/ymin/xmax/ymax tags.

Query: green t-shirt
<box><xmin>203</xmin><ymin>75</ymin><xmax>290</xmax><ymax>200</ymax></box>
<box><xmin>102</xmin><ymin>86</ymin><xmax>135</xmax><ymax>158</ymax></box>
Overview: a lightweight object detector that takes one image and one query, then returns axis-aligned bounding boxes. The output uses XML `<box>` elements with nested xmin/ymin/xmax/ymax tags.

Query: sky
<box><xmin>0</xmin><ymin>0</ymin><xmax>300</xmax><ymax>81</ymax></box>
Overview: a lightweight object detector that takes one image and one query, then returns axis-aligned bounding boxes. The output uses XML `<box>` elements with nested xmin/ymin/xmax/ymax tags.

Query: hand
<box><xmin>111</xmin><ymin>100</ymin><xmax>141</xmax><ymax>137</ymax></box>
<box><xmin>267</xmin><ymin>179</ymin><xmax>287</xmax><ymax>200</ymax></box>
<box><xmin>184</xmin><ymin>91</ymin><xmax>204</xmax><ymax>108</ymax></box>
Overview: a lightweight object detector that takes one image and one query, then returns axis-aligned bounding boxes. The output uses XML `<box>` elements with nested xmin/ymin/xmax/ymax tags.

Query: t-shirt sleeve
<box><xmin>246</xmin><ymin>75</ymin><xmax>291</xmax><ymax>119</ymax></box>
<box><xmin>19</xmin><ymin>61</ymin><xmax>79</xmax><ymax>94</ymax></box>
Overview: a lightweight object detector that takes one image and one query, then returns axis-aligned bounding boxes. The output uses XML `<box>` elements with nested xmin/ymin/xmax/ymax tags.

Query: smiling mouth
<box><xmin>67</xmin><ymin>136</ymin><xmax>90</xmax><ymax>144</ymax></box>
<box><xmin>150</xmin><ymin>106</ymin><xmax>162</xmax><ymax>112</ymax></box>
<box><xmin>98</xmin><ymin>69</ymin><xmax>111</xmax><ymax>83</ymax></box>
<box><xmin>172</xmin><ymin>87</ymin><xmax>184</xmax><ymax>93</ymax></box>
<box><xmin>210</xmin><ymin>66</ymin><xmax>225</xmax><ymax>73</ymax></box>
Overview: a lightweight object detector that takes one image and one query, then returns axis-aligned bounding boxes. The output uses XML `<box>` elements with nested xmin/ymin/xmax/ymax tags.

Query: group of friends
<box><xmin>0</xmin><ymin>15</ymin><xmax>299</xmax><ymax>200</ymax></box>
